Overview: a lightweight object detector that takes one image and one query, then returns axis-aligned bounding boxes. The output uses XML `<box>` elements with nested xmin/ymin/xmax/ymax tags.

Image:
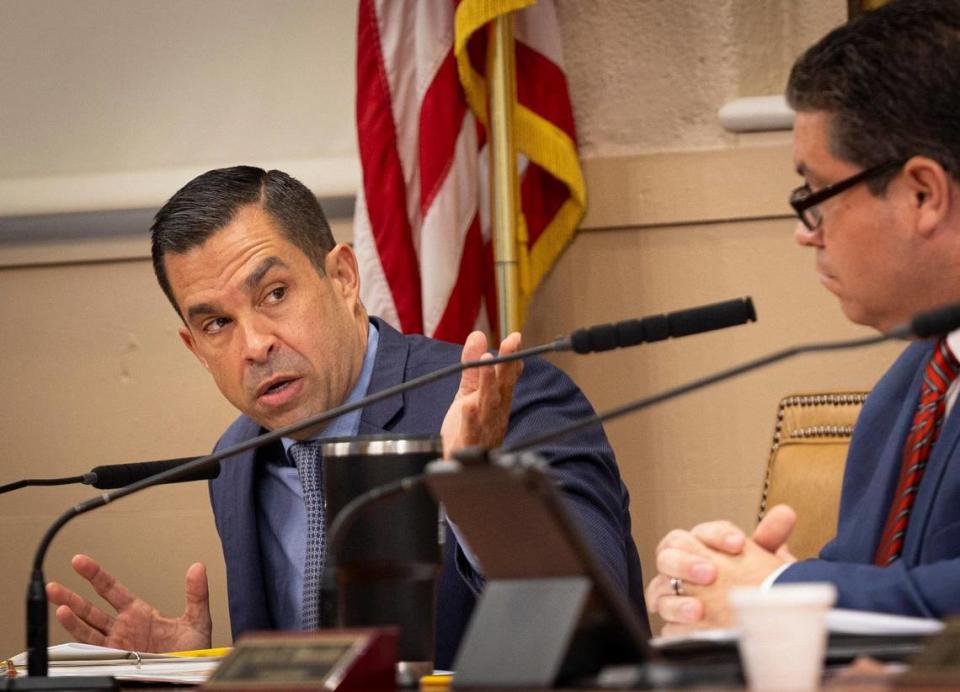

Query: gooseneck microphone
<box><xmin>86</xmin><ymin>458</ymin><xmax>215</xmax><ymax>489</ymax></box>
<box><xmin>0</xmin><ymin>458</ymin><xmax>214</xmax><ymax>495</ymax></box>
<box><xmin>504</xmin><ymin>302</ymin><xmax>960</xmax><ymax>454</ymax></box>
<box><xmin>22</xmin><ymin>297</ymin><xmax>755</xmax><ymax>680</ymax></box>
<box><xmin>568</xmin><ymin>297</ymin><xmax>756</xmax><ymax>354</ymax></box>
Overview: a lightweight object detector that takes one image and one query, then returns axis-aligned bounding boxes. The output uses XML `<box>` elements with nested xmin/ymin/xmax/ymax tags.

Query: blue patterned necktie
<box><xmin>289</xmin><ymin>440</ymin><xmax>325</xmax><ymax>629</ymax></box>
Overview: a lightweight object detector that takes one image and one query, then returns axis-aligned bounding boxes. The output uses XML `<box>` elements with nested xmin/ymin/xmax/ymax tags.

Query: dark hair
<box><xmin>786</xmin><ymin>0</ymin><xmax>960</xmax><ymax>192</ymax></box>
<box><xmin>150</xmin><ymin>166</ymin><xmax>336</xmax><ymax>314</ymax></box>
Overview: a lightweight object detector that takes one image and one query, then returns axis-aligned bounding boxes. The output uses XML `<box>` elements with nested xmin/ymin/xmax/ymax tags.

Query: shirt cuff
<box><xmin>760</xmin><ymin>562</ymin><xmax>793</xmax><ymax>590</ymax></box>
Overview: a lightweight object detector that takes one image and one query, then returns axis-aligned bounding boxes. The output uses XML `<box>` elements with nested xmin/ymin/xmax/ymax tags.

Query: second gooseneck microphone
<box><xmin>87</xmin><ymin>458</ymin><xmax>215</xmax><ymax>489</ymax></box>
<box><xmin>0</xmin><ymin>458</ymin><xmax>217</xmax><ymax>495</ymax></box>
<box><xmin>567</xmin><ymin>297</ymin><xmax>756</xmax><ymax>354</ymax></box>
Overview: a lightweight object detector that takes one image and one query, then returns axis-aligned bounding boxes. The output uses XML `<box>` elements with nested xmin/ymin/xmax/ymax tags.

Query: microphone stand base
<box><xmin>1</xmin><ymin>676</ymin><xmax>117</xmax><ymax>691</ymax></box>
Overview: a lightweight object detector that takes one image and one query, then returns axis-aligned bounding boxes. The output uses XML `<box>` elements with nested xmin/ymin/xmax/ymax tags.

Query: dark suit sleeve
<box><xmin>772</xmin><ymin>341</ymin><xmax>960</xmax><ymax>620</ymax></box>
<box><xmin>451</xmin><ymin>355</ymin><xmax>647</xmax><ymax>619</ymax></box>
<box><xmin>776</xmin><ymin>557</ymin><xmax>960</xmax><ymax>618</ymax></box>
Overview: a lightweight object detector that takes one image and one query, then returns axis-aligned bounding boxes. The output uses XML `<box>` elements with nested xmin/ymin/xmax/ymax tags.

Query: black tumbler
<box><xmin>320</xmin><ymin>434</ymin><xmax>442</xmax><ymax>671</ymax></box>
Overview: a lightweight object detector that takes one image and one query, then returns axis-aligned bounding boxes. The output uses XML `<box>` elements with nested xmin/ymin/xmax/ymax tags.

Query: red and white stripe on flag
<box><xmin>354</xmin><ymin>0</ymin><xmax>585</xmax><ymax>344</ymax></box>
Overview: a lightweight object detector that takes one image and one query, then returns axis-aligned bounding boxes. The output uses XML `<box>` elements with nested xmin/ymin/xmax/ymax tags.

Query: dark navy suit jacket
<box><xmin>208</xmin><ymin>318</ymin><xmax>647</xmax><ymax>669</ymax></box>
<box><xmin>779</xmin><ymin>339</ymin><xmax>960</xmax><ymax>617</ymax></box>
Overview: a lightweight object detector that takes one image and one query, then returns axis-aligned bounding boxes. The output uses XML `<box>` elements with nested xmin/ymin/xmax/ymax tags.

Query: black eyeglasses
<box><xmin>789</xmin><ymin>158</ymin><xmax>907</xmax><ymax>231</ymax></box>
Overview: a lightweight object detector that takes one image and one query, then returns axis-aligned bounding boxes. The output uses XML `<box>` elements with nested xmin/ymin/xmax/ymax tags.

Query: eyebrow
<box><xmin>184</xmin><ymin>256</ymin><xmax>290</xmax><ymax>322</ymax></box>
<box><xmin>186</xmin><ymin>301</ymin><xmax>222</xmax><ymax>323</ymax></box>
<box><xmin>794</xmin><ymin>162</ymin><xmax>828</xmax><ymax>189</ymax></box>
<box><xmin>244</xmin><ymin>256</ymin><xmax>289</xmax><ymax>291</ymax></box>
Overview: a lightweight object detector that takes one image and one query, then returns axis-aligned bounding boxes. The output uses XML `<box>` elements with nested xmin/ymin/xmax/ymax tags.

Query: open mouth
<box><xmin>258</xmin><ymin>377</ymin><xmax>298</xmax><ymax>398</ymax></box>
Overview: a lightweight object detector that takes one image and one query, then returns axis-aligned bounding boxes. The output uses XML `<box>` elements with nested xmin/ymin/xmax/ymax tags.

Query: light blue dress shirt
<box><xmin>256</xmin><ymin>323</ymin><xmax>380</xmax><ymax>629</ymax></box>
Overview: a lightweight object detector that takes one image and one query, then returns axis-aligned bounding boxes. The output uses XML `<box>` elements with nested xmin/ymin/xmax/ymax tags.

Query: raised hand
<box><xmin>441</xmin><ymin>330</ymin><xmax>523</xmax><ymax>458</ymax></box>
<box><xmin>46</xmin><ymin>554</ymin><xmax>212</xmax><ymax>652</ymax></box>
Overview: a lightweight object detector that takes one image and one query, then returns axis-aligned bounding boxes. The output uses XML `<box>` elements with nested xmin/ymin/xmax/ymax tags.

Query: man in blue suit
<box><xmin>46</xmin><ymin>166</ymin><xmax>646</xmax><ymax>667</ymax></box>
<box><xmin>646</xmin><ymin>0</ymin><xmax>960</xmax><ymax>632</ymax></box>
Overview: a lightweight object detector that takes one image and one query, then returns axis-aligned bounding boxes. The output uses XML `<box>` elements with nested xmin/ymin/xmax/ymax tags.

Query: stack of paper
<box><xmin>7</xmin><ymin>643</ymin><xmax>227</xmax><ymax>685</ymax></box>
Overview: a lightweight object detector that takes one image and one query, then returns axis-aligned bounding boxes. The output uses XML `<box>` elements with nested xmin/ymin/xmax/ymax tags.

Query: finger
<box><xmin>643</xmin><ymin>574</ymin><xmax>667</xmax><ymax>613</ymax></box>
<box><xmin>457</xmin><ymin>331</ymin><xmax>488</xmax><ymax>394</ymax></box>
<box><xmin>475</xmin><ymin>352</ymin><xmax>497</xmax><ymax>409</ymax></box>
<box><xmin>689</xmin><ymin>520</ymin><xmax>747</xmax><ymax>554</ymax></box>
<box><xmin>459</xmin><ymin>396</ymin><xmax>480</xmax><ymax>429</ymax></box>
<box><xmin>496</xmin><ymin>357</ymin><xmax>522</xmax><ymax>405</ymax></box>
<box><xmin>494</xmin><ymin>332</ymin><xmax>523</xmax><ymax>387</ymax></box>
<box><xmin>498</xmin><ymin>331</ymin><xmax>522</xmax><ymax>356</ymax></box>
<box><xmin>753</xmin><ymin>504</ymin><xmax>797</xmax><ymax>553</ymax></box>
<box><xmin>71</xmin><ymin>554</ymin><xmax>136</xmax><ymax>611</ymax></box>
<box><xmin>54</xmin><ymin>604</ymin><xmax>108</xmax><ymax>647</ymax></box>
<box><xmin>655</xmin><ymin>547</ymin><xmax>717</xmax><ymax>586</ymax></box>
<box><xmin>644</xmin><ymin>574</ymin><xmax>673</xmax><ymax>612</ymax></box>
<box><xmin>45</xmin><ymin>581</ymin><xmax>76</xmax><ymax>608</ymax></box>
<box><xmin>655</xmin><ymin>528</ymin><xmax>713</xmax><ymax>557</ymax></box>
<box><xmin>656</xmin><ymin>595</ymin><xmax>705</xmax><ymax>624</ymax></box>
<box><xmin>462</xmin><ymin>330</ymin><xmax>488</xmax><ymax>362</ymax></box>
<box><xmin>46</xmin><ymin>581</ymin><xmax>115</xmax><ymax>634</ymax></box>
<box><xmin>182</xmin><ymin>563</ymin><xmax>213</xmax><ymax>631</ymax></box>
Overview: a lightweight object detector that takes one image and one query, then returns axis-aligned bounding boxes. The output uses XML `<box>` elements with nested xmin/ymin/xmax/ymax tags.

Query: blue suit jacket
<box><xmin>779</xmin><ymin>339</ymin><xmax>960</xmax><ymax>617</ymax></box>
<box><xmin>208</xmin><ymin>318</ymin><xmax>647</xmax><ymax>668</ymax></box>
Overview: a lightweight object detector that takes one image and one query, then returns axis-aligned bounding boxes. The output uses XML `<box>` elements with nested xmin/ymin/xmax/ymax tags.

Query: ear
<box><xmin>178</xmin><ymin>326</ymin><xmax>209</xmax><ymax>370</ymax></box>
<box><xmin>902</xmin><ymin>156</ymin><xmax>952</xmax><ymax>237</ymax></box>
<box><xmin>324</xmin><ymin>243</ymin><xmax>361</xmax><ymax>309</ymax></box>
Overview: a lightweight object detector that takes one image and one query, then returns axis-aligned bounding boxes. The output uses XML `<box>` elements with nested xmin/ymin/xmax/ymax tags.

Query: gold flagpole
<box><xmin>488</xmin><ymin>12</ymin><xmax>521</xmax><ymax>339</ymax></box>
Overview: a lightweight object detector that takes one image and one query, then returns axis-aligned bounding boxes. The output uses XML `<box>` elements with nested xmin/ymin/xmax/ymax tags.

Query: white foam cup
<box><xmin>729</xmin><ymin>582</ymin><xmax>836</xmax><ymax>691</ymax></box>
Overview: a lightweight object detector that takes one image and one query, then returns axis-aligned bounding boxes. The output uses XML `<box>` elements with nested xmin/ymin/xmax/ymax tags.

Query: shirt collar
<box><xmin>946</xmin><ymin>328</ymin><xmax>960</xmax><ymax>363</ymax></box>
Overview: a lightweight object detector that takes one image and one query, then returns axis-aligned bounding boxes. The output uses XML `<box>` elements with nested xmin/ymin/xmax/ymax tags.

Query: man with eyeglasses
<box><xmin>646</xmin><ymin>0</ymin><xmax>960</xmax><ymax>633</ymax></box>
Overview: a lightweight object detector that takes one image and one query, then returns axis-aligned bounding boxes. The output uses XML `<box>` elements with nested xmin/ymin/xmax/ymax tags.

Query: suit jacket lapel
<box><xmin>214</xmin><ymin>418</ymin><xmax>274</xmax><ymax>635</ymax></box>
<box><xmin>903</xmin><ymin>386</ymin><xmax>960</xmax><ymax>563</ymax></box>
<box><xmin>832</xmin><ymin>342</ymin><xmax>928</xmax><ymax>563</ymax></box>
<box><xmin>357</xmin><ymin>317</ymin><xmax>408</xmax><ymax>434</ymax></box>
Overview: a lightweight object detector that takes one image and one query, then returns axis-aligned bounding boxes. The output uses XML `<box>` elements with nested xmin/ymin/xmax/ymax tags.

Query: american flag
<box><xmin>353</xmin><ymin>0</ymin><xmax>585</xmax><ymax>343</ymax></box>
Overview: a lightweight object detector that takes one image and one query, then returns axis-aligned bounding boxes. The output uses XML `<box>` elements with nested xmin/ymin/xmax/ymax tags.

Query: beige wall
<box><xmin>0</xmin><ymin>0</ymin><xmax>896</xmax><ymax>659</ymax></box>
<box><xmin>0</xmin><ymin>259</ymin><xmax>236</xmax><ymax>652</ymax></box>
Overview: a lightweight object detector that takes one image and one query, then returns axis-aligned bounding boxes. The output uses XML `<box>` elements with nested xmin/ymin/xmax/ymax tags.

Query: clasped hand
<box><xmin>644</xmin><ymin>504</ymin><xmax>799</xmax><ymax>636</ymax></box>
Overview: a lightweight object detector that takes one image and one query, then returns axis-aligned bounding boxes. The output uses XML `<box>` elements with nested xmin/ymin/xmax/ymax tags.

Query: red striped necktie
<box><xmin>874</xmin><ymin>338</ymin><xmax>960</xmax><ymax>566</ymax></box>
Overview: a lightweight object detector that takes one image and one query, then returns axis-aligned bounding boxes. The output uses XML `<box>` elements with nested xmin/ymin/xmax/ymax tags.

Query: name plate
<box><xmin>204</xmin><ymin>628</ymin><xmax>397</xmax><ymax>691</ymax></box>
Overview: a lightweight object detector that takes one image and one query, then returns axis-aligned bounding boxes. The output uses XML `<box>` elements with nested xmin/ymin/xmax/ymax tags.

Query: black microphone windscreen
<box><xmin>667</xmin><ymin>297</ymin><xmax>756</xmax><ymax>338</ymax></box>
<box><xmin>615</xmin><ymin>320</ymin><xmax>645</xmax><ymax>349</ymax></box>
<box><xmin>89</xmin><ymin>457</ymin><xmax>218</xmax><ymax>489</ymax></box>
<box><xmin>569</xmin><ymin>328</ymin><xmax>592</xmax><ymax>354</ymax></box>
<box><xmin>642</xmin><ymin>315</ymin><xmax>670</xmax><ymax>342</ymax></box>
<box><xmin>910</xmin><ymin>302</ymin><xmax>960</xmax><ymax>339</ymax></box>
<box><xmin>570</xmin><ymin>323</ymin><xmax>620</xmax><ymax>354</ymax></box>
<box><xmin>569</xmin><ymin>297</ymin><xmax>756</xmax><ymax>354</ymax></box>
<box><xmin>590</xmin><ymin>324</ymin><xmax>619</xmax><ymax>352</ymax></box>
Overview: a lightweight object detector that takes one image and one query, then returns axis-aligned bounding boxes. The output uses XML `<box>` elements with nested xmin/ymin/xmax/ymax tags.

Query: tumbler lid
<box><xmin>321</xmin><ymin>433</ymin><xmax>441</xmax><ymax>457</ymax></box>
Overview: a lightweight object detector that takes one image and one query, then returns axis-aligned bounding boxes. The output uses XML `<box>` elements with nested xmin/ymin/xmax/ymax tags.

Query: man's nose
<box><xmin>794</xmin><ymin>221</ymin><xmax>823</xmax><ymax>247</ymax></box>
<box><xmin>240</xmin><ymin>319</ymin><xmax>276</xmax><ymax>364</ymax></box>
